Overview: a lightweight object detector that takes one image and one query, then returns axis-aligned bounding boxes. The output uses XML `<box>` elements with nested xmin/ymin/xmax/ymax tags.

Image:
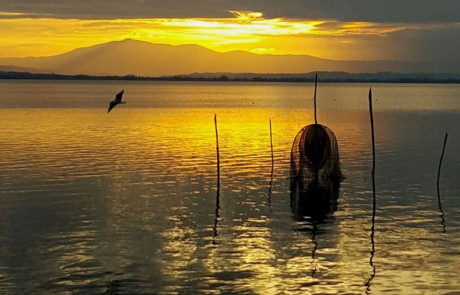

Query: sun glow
<box><xmin>0</xmin><ymin>10</ymin><xmax>417</xmax><ymax>59</ymax></box>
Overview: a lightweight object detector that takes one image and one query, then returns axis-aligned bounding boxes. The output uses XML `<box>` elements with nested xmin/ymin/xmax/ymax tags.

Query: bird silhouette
<box><xmin>107</xmin><ymin>90</ymin><xmax>126</xmax><ymax>113</ymax></box>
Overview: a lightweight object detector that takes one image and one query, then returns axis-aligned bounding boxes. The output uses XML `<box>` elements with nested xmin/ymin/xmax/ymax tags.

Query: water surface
<box><xmin>0</xmin><ymin>80</ymin><xmax>459</xmax><ymax>294</ymax></box>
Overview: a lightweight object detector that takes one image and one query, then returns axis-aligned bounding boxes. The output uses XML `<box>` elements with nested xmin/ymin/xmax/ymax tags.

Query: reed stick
<box><xmin>437</xmin><ymin>132</ymin><xmax>448</xmax><ymax>233</ymax></box>
<box><xmin>270</xmin><ymin>119</ymin><xmax>274</xmax><ymax>169</ymax></box>
<box><xmin>214</xmin><ymin>114</ymin><xmax>220</xmax><ymax>186</ymax></box>
<box><xmin>366</xmin><ymin>88</ymin><xmax>376</xmax><ymax>292</ymax></box>
<box><xmin>314</xmin><ymin>73</ymin><xmax>318</xmax><ymax>125</ymax></box>
<box><xmin>268</xmin><ymin>119</ymin><xmax>274</xmax><ymax>206</ymax></box>
<box><xmin>213</xmin><ymin>114</ymin><xmax>221</xmax><ymax>244</ymax></box>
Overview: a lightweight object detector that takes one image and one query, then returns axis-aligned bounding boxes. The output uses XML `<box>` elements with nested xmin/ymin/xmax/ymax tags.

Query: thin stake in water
<box><xmin>214</xmin><ymin>114</ymin><xmax>220</xmax><ymax>187</ymax></box>
<box><xmin>270</xmin><ymin>119</ymin><xmax>274</xmax><ymax>170</ymax></box>
<box><xmin>314</xmin><ymin>73</ymin><xmax>318</xmax><ymax>125</ymax></box>
<box><xmin>213</xmin><ymin>114</ymin><xmax>221</xmax><ymax>244</ymax></box>
<box><xmin>437</xmin><ymin>132</ymin><xmax>448</xmax><ymax>233</ymax></box>
<box><xmin>312</xmin><ymin>73</ymin><xmax>320</xmax><ymax>170</ymax></box>
<box><xmin>268</xmin><ymin>119</ymin><xmax>274</xmax><ymax>206</ymax></box>
<box><xmin>366</xmin><ymin>88</ymin><xmax>376</xmax><ymax>293</ymax></box>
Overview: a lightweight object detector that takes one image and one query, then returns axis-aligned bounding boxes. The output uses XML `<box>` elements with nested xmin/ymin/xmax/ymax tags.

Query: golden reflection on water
<box><xmin>0</xmin><ymin>107</ymin><xmax>394</xmax><ymax>294</ymax></box>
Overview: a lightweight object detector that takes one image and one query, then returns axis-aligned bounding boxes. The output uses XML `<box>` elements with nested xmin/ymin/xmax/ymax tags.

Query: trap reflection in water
<box><xmin>290</xmin><ymin>176</ymin><xmax>341</xmax><ymax>221</ymax></box>
<box><xmin>290</xmin><ymin>123</ymin><xmax>342</xmax><ymax>220</ymax></box>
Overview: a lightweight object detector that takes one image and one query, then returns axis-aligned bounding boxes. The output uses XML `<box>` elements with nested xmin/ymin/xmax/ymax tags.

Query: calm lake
<box><xmin>0</xmin><ymin>80</ymin><xmax>459</xmax><ymax>294</ymax></box>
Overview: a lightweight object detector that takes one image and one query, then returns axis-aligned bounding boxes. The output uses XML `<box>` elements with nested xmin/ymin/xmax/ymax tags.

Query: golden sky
<box><xmin>0</xmin><ymin>10</ymin><xmax>430</xmax><ymax>60</ymax></box>
<box><xmin>0</xmin><ymin>9</ymin><xmax>459</xmax><ymax>62</ymax></box>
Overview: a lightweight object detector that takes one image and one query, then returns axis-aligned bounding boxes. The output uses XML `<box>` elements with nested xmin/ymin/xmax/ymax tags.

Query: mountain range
<box><xmin>1</xmin><ymin>39</ymin><xmax>459</xmax><ymax>76</ymax></box>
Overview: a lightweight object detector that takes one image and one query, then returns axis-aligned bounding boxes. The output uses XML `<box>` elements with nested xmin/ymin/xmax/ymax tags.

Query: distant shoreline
<box><xmin>1</xmin><ymin>71</ymin><xmax>460</xmax><ymax>84</ymax></box>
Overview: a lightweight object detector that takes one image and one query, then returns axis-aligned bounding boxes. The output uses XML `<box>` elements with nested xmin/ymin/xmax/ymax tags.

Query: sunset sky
<box><xmin>0</xmin><ymin>0</ymin><xmax>459</xmax><ymax>61</ymax></box>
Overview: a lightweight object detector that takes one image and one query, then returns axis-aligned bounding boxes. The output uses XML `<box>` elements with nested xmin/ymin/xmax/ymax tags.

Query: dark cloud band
<box><xmin>0</xmin><ymin>0</ymin><xmax>459</xmax><ymax>22</ymax></box>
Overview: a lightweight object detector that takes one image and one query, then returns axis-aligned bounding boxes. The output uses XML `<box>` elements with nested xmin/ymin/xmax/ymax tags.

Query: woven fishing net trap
<box><xmin>290</xmin><ymin>123</ymin><xmax>341</xmax><ymax>182</ymax></box>
<box><xmin>290</xmin><ymin>123</ymin><xmax>342</xmax><ymax>219</ymax></box>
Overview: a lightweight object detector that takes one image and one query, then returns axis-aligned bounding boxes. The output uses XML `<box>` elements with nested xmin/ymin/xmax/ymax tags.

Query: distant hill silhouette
<box><xmin>1</xmin><ymin>39</ymin><xmax>460</xmax><ymax>76</ymax></box>
<box><xmin>0</xmin><ymin>65</ymin><xmax>41</xmax><ymax>73</ymax></box>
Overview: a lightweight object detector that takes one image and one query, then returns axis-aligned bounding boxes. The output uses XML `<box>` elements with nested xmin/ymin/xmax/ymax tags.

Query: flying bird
<box><xmin>107</xmin><ymin>90</ymin><xmax>126</xmax><ymax>113</ymax></box>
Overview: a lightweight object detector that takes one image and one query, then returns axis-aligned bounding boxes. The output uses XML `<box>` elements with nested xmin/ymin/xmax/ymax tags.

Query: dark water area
<box><xmin>0</xmin><ymin>81</ymin><xmax>459</xmax><ymax>294</ymax></box>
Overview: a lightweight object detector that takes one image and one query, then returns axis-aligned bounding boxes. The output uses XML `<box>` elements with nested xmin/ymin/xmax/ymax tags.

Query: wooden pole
<box><xmin>214</xmin><ymin>114</ymin><xmax>220</xmax><ymax>186</ymax></box>
<box><xmin>369</xmin><ymin>88</ymin><xmax>376</xmax><ymax>185</ymax></box>
<box><xmin>437</xmin><ymin>133</ymin><xmax>448</xmax><ymax>193</ymax></box>
<box><xmin>270</xmin><ymin>119</ymin><xmax>274</xmax><ymax>170</ymax></box>
<box><xmin>213</xmin><ymin>114</ymin><xmax>221</xmax><ymax>244</ymax></box>
<box><xmin>268</xmin><ymin>119</ymin><xmax>274</xmax><ymax>206</ymax></box>
<box><xmin>437</xmin><ymin>132</ymin><xmax>448</xmax><ymax>233</ymax></box>
<box><xmin>314</xmin><ymin>73</ymin><xmax>318</xmax><ymax>125</ymax></box>
<box><xmin>366</xmin><ymin>88</ymin><xmax>376</xmax><ymax>292</ymax></box>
